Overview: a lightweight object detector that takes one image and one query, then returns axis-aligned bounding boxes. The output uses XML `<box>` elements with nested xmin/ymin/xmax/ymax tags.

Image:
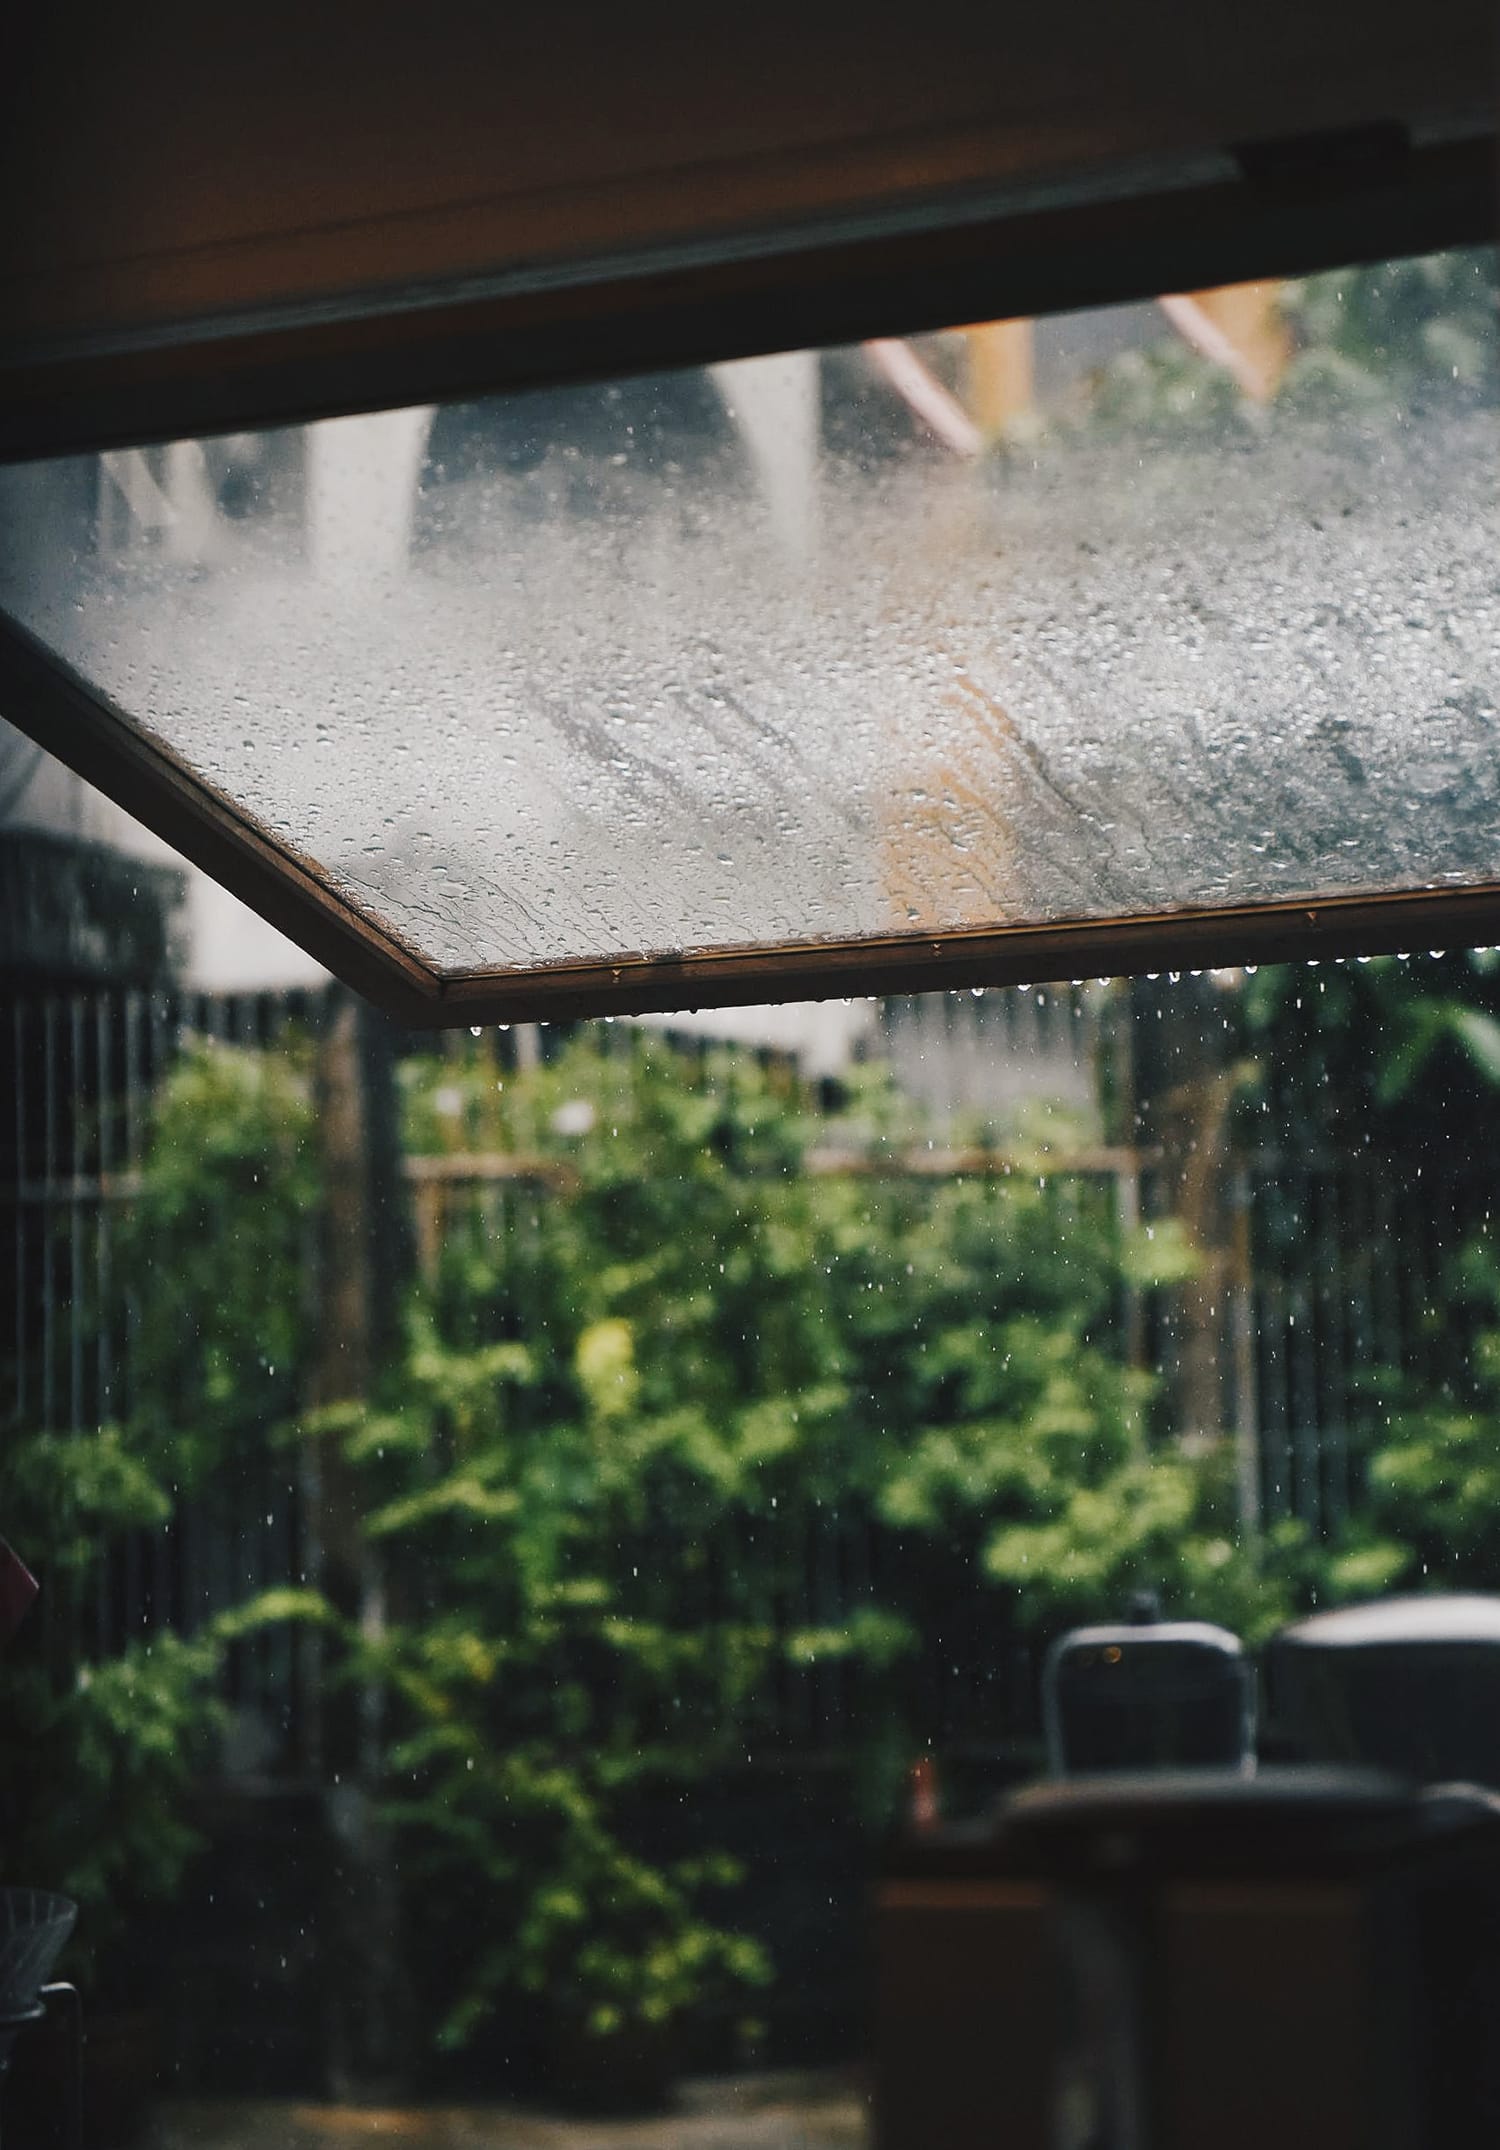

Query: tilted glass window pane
<box><xmin>0</xmin><ymin>253</ymin><xmax>1495</xmax><ymax>983</ymax></box>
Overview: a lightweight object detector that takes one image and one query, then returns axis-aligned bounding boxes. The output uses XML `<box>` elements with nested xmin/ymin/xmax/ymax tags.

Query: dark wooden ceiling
<box><xmin>3</xmin><ymin>1</ymin><xmax>1494</xmax><ymax>458</ymax></box>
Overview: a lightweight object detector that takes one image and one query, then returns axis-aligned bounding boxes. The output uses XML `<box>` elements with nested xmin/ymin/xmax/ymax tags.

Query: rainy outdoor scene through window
<box><xmin>2</xmin><ymin>249</ymin><xmax>1499</xmax><ymax>2149</ymax></box>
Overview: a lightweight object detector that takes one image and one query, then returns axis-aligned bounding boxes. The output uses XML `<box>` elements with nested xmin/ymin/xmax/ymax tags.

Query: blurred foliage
<box><xmin>0</xmin><ymin>1042</ymin><xmax>318</xmax><ymax>1990</ymax></box>
<box><xmin>1087</xmin><ymin>245</ymin><xmax>1496</xmax><ymax>431</ymax></box>
<box><xmin>311</xmin><ymin>1030</ymin><xmax>1282</xmax><ymax>2060</ymax></box>
<box><xmin>1231</xmin><ymin>948</ymin><xmax>1500</xmax><ymax>1607</ymax></box>
<box><xmin>20</xmin><ymin>989</ymin><xmax>1500</xmax><ymax>2059</ymax></box>
<box><xmin>1089</xmin><ymin>342</ymin><xmax>1248</xmax><ymax>436</ymax></box>
<box><xmin>0</xmin><ymin>1407</ymin><xmax>224</xmax><ymax>1991</ymax></box>
<box><xmin>1279</xmin><ymin>248</ymin><xmax>1499</xmax><ymax>409</ymax></box>
<box><xmin>1237</xmin><ymin>949</ymin><xmax>1500</xmax><ymax>1153</ymax></box>
<box><xmin>0</xmin><ymin>1620</ymin><xmax>222</xmax><ymax>1981</ymax></box>
<box><xmin>113</xmin><ymin>1038</ymin><xmax>320</xmax><ymax>1482</ymax></box>
<box><xmin>1345</xmin><ymin>1239</ymin><xmax>1500</xmax><ymax>1594</ymax></box>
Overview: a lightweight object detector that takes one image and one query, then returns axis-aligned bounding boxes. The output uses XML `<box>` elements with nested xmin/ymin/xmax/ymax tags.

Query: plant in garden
<box><xmin>113</xmin><ymin>1036</ymin><xmax>322</xmax><ymax>1480</ymax></box>
<box><xmin>1232</xmin><ymin>952</ymin><xmax>1500</xmax><ymax>1604</ymax></box>
<box><xmin>14</xmin><ymin>1011</ymin><xmax>1424</xmax><ymax>2079</ymax></box>
<box><xmin>1088</xmin><ymin>340</ymin><xmax>1248</xmax><ymax>436</ymax></box>
<box><xmin>0</xmin><ymin>1039</ymin><xmax>320</xmax><ymax>1987</ymax></box>
<box><xmin>1346</xmin><ymin>1239</ymin><xmax>1500</xmax><ymax>1595</ymax></box>
<box><xmin>1279</xmin><ymin>247</ymin><xmax>1499</xmax><ymax>407</ymax></box>
<box><xmin>277</xmin><ymin>1028</ymin><xmax>1304</xmax><ymax>2072</ymax></box>
<box><xmin>1086</xmin><ymin>244</ymin><xmax>1496</xmax><ymax>432</ymax></box>
<box><xmin>0</xmin><ymin>1423</ymin><xmax>222</xmax><ymax>1985</ymax></box>
<box><xmin>1239</xmin><ymin>949</ymin><xmax>1500</xmax><ymax>1155</ymax></box>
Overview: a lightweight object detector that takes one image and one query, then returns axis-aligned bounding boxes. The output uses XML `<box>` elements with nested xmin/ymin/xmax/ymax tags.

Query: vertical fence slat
<box><xmin>41</xmin><ymin>994</ymin><xmax>57</xmax><ymax>1433</ymax></box>
<box><xmin>12</xmin><ymin>997</ymin><xmax>26</xmax><ymax>1428</ymax></box>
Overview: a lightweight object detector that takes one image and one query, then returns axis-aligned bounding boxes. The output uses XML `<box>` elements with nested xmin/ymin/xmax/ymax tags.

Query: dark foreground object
<box><xmin>875</xmin><ymin>1767</ymin><xmax>1500</xmax><ymax>2150</ymax></box>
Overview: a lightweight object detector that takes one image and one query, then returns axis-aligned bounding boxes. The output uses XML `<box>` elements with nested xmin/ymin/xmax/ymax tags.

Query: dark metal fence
<box><xmin>3</xmin><ymin>988</ymin><xmax>324</xmax><ymax>1749</ymax></box>
<box><xmin>5</xmin><ymin>984</ymin><xmax>1495</xmax><ymax>1772</ymax></box>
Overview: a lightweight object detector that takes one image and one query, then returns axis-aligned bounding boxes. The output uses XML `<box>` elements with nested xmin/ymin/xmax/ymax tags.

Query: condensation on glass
<box><xmin>0</xmin><ymin>257</ymin><xmax>1496</xmax><ymax>979</ymax></box>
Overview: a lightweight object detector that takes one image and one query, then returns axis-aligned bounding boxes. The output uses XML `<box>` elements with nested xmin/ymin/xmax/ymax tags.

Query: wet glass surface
<box><xmin>1</xmin><ymin>260</ymin><xmax>1495</xmax><ymax>979</ymax></box>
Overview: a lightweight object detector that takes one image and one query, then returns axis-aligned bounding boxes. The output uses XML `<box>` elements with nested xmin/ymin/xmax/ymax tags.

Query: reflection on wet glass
<box><xmin>0</xmin><ymin>255</ymin><xmax>1495</xmax><ymax>976</ymax></box>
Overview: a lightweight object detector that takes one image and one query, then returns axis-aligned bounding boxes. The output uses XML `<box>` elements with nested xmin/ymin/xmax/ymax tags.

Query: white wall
<box><xmin>1</xmin><ymin>717</ymin><xmax>327</xmax><ymax>991</ymax></box>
